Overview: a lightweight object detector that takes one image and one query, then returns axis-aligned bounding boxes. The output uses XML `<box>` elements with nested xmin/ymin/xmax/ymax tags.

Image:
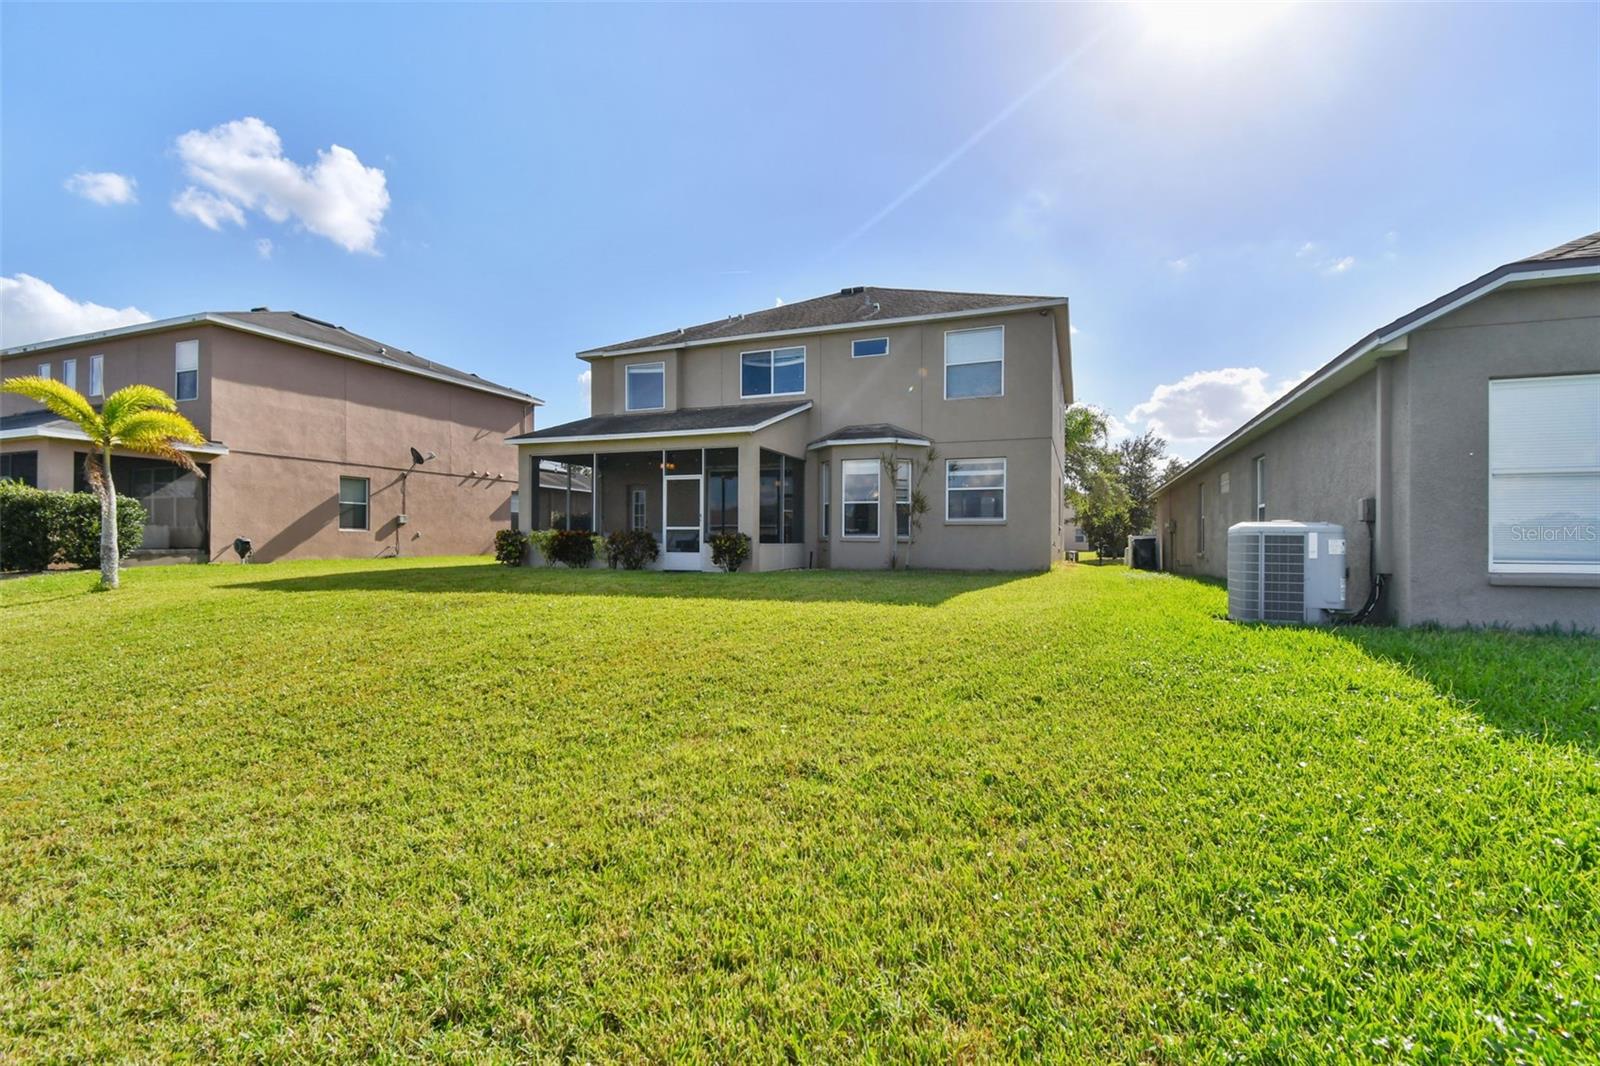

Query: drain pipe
<box><xmin>1374</xmin><ymin>357</ymin><xmax>1394</xmax><ymax>585</ymax></box>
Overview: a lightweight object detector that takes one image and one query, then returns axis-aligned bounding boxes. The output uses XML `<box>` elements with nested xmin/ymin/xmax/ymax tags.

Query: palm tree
<box><xmin>1</xmin><ymin>377</ymin><xmax>206</xmax><ymax>589</ymax></box>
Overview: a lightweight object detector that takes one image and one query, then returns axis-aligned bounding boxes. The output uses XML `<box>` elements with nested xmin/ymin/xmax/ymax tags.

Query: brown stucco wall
<box><xmin>4</xmin><ymin>321</ymin><xmax>535</xmax><ymax>563</ymax></box>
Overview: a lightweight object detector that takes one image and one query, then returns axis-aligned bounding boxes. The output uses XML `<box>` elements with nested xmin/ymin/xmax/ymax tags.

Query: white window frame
<box><xmin>1487</xmin><ymin>373</ymin><xmax>1600</xmax><ymax>578</ymax></box>
<box><xmin>61</xmin><ymin>358</ymin><xmax>77</xmax><ymax>391</ymax></box>
<box><xmin>630</xmin><ymin>486</ymin><xmax>648</xmax><ymax>531</ymax></box>
<box><xmin>819</xmin><ymin>462</ymin><xmax>830</xmax><ymax>540</ymax></box>
<box><xmin>739</xmin><ymin>346</ymin><xmax>806</xmax><ymax>399</ymax></box>
<box><xmin>851</xmin><ymin>337</ymin><xmax>890</xmax><ymax>359</ymax></box>
<box><xmin>174</xmin><ymin>339</ymin><xmax>199</xmax><ymax>402</ymax></box>
<box><xmin>624</xmin><ymin>361</ymin><xmax>666</xmax><ymax>412</ymax></box>
<box><xmin>945</xmin><ymin>457</ymin><xmax>1007</xmax><ymax>523</ymax></box>
<box><xmin>943</xmin><ymin>324</ymin><xmax>1004</xmax><ymax>401</ymax></box>
<box><xmin>840</xmin><ymin>458</ymin><xmax>880</xmax><ymax>540</ymax></box>
<box><xmin>895</xmin><ymin>459</ymin><xmax>912</xmax><ymax>540</ymax></box>
<box><xmin>37</xmin><ymin>363</ymin><xmax>50</xmax><ymax>380</ymax></box>
<box><xmin>89</xmin><ymin>355</ymin><xmax>104</xmax><ymax>397</ymax></box>
<box><xmin>338</xmin><ymin>476</ymin><xmax>370</xmax><ymax>531</ymax></box>
<box><xmin>1253</xmin><ymin>456</ymin><xmax>1266</xmax><ymax>520</ymax></box>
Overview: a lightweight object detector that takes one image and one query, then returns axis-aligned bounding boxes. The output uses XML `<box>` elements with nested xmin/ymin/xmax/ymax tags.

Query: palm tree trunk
<box><xmin>100</xmin><ymin>444</ymin><xmax>119</xmax><ymax>589</ymax></box>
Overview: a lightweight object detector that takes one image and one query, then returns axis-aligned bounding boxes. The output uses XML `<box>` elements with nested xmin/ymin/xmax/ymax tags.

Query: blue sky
<box><xmin>3</xmin><ymin>2</ymin><xmax>1596</xmax><ymax>457</ymax></box>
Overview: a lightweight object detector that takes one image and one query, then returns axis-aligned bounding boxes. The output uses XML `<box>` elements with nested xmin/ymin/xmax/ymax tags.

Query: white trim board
<box><xmin>507</xmin><ymin>402</ymin><xmax>812</xmax><ymax>446</ymax></box>
<box><xmin>0</xmin><ymin>423</ymin><xmax>230</xmax><ymax>457</ymax></box>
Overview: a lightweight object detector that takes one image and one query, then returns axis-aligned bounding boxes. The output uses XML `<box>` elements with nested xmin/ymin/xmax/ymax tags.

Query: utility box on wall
<box><xmin>1227</xmin><ymin>521</ymin><xmax>1347</xmax><ymax>624</ymax></box>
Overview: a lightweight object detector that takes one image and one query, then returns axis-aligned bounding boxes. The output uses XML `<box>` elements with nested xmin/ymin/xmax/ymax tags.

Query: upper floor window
<box><xmin>174</xmin><ymin>340</ymin><xmax>199</xmax><ymax>401</ymax></box>
<box><xmin>741</xmin><ymin>346</ymin><xmax>805</xmax><ymax>398</ymax></box>
<box><xmin>625</xmin><ymin>361</ymin><xmax>665</xmax><ymax>411</ymax></box>
<box><xmin>62</xmin><ymin>359</ymin><xmax>77</xmax><ymax>391</ymax></box>
<box><xmin>1488</xmin><ymin>373</ymin><xmax>1599</xmax><ymax>577</ymax></box>
<box><xmin>852</xmin><ymin>337</ymin><xmax>889</xmax><ymax>358</ymax></box>
<box><xmin>89</xmin><ymin>355</ymin><xmax>104</xmax><ymax>397</ymax></box>
<box><xmin>944</xmin><ymin>326</ymin><xmax>1003</xmax><ymax>399</ymax></box>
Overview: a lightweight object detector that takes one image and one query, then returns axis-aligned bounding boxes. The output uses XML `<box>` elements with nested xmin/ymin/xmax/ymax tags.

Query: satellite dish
<box><xmin>410</xmin><ymin>447</ymin><xmax>426</xmax><ymax>465</ymax></box>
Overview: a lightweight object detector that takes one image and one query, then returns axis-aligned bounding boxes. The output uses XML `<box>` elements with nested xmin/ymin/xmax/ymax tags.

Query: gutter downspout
<box><xmin>1374</xmin><ymin>356</ymin><xmax>1394</xmax><ymax>584</ymax></box>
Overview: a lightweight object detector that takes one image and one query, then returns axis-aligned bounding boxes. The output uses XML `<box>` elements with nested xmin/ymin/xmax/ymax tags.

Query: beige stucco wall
<box><xmin>4</xmin><ymin>323</ymin><xmax>535</xmax><ymax>563</ymax></box>
<box><xmin>563</xmin><ymin>305</ymin><xmax>1070</xmax><ymax>571</ymax></box>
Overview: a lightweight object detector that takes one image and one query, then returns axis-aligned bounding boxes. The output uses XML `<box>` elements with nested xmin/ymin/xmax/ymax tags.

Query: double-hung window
<box><xmin>174</xmin><ymin>340</ymin><xmax>199</xmax><ymax>401</ymax></box>
<box><xmin>338</xmin><ymin>476</ymin><xmax>370</xmax><ymax>531</ymax></box>
<box><xmin>62</xmin><ymin>359</ymin><xmax>77</xmax><ymax>391</ymax></box>
<box><xmin>631</xmin><ymin>486</ymin><xmax>648</xmax><ymax>531</ymax></box>
<box><xmin>841</xmin><ymin>458</ymin><xmax>879</xmax><ymax>538</ymax></box>
<box><xmin>819</xmin><ymin>462</ymin><xmax>830</xmax><ymax>539</ymax></box>
<box><xmin>852</xmin><ymin>337</ymin><xmax>889</xmax><ymax>358</ymax></box>
<box><xmin>1488</xmin><ymin>373</ymin><xmax>1599</xmax><ymax>579</ymax></box>
<box><xmin>37</xmin><ymin>363</ymin><xmax>50</xmax><ymax>380</ymax></box>
<box><xmin>89</xmin><ymin>355</ymin><xmax>104</xmax><ymax>397</ymax></box>
<box><xmin>944</xmin><ymin>325</ymin><xmax>1003</xmax><ymax>399</ymax></box>
<box><xmin>895</xmin><ymin>460</ymin><xmax>912</xmax><ymax>539</ymax></box>
<box><xmin>946</xmin><ymin>458</ymin><xmax>1006</xmax><ymax>521</ymax></box>
<box><xmin>625</xmin><ymin>362</ymin><xmax>665</xmax><ymax>411</ymax></box>
<box><xmin>740</xmin><ymin>347</ymin><xmax>805</xmax><ymax>397</ymax></box>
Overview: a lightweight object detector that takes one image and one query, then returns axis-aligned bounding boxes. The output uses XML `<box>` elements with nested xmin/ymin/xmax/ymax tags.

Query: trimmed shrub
<box><xmin>494</xmin><ymin>529</ymin><xmax>528</xmax><ymax>566</ymax></box>
<box><xmin>0</xmin><ymin>481</ymin><xmax>146</xmax><ymax>572</ymax></box>
<box><xmin>546</xmin><ymin>529</ymin><xmax>597</xmax><ymax>568</ymax></box>
<box><xmin>709</xmin><ymin>531</ymin><xmax>752</xmax><ymax>573</ymax></box>
<box><xmin>605</xmin><ymin>529</ymin><xmax>660</xmax><ymax>570</ymax></box>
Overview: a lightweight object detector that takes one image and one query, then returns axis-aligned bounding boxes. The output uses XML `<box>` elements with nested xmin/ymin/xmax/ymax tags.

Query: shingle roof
<box><xmin>507</xmin><ymin>400</ymin><xmax>811</xmax><ymax>443</ymax></box>
<box><xmin>213</xmin><ymin>311</ymin><xmax>536</xmax><ymax>400</ymax></box>
<box><xmin>580</xmin><ymin>287</ymin><xmax>1064</xmax><ymax>356</ymax></box>
<box><xmin>1160</xmin><ymin>231</ymin><xmax>1600</xmax><ymax>492</ymax></box>
<box><xmin>807</xmin><ymin>423</ymin><xmax>931</xmax><ymax>449</ymax></box>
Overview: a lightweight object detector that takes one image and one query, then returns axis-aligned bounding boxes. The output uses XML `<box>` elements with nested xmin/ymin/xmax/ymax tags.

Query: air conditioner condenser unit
<box><xmin>1227</xmin><ymin>521</ymin><xmax>1347</xmax><ymax>624</ymax></box>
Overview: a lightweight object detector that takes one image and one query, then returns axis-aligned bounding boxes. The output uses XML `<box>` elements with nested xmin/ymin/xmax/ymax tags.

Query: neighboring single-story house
<box><xmin>1154</xmin><ymin>232</ymin><xmax>1598</xmax><ymax>630</ymax></box>
<box><xmin>2</xmin><ymin>310</ymin><xmax>539</xmax><ymax>563</ymax></box>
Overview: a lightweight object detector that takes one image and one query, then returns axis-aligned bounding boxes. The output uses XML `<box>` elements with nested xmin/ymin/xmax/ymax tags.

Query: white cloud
<box><xmin>1296</xmin><ymin>241</ymin><xmax>1318</xmax><ymax>258</ymax></box>
<box><xmin>64</xmin><ymin>171</ymin><xmax>138</xmax><ymax>206</ymax></box>
<box><xmin>255</xmin><ymin>237</ymin><xmax>274</xmax><ymax>260</ymax></box>
<box><xmin>0</xmin><ymin>274</ymin><xmax>153</xmax><ymax>348</ymax></box>
<box><xmin>774</xmin><ymin>297</ymin><xmax>784</xmax><ymax>307</ymax></box>
<box><xmin>1166</xmin><ymin>254</ymin><xmax>1196</xmax><ymax>274</ymax></box>
<box><xmin>1126</xmin><ymin>366</ymin><xmax>1307</xmax><ymax>449</ymax></box>
<box><xmin>171</xmin><ymin>116</ymin><xmax>389</xmax><ymax>253</ymax></box>
<box><xmin>172</xmin><ymin>186</ymin><xmax>246</xmax><ymax>230</ymax></box>
<box><xmin>578</xmin><ymin>368</ymin><xmax>592</xmax><ymax>408</ymax></box>
<box><xmin>1324</xmin><ymin>255</ymin><xmax>1356</xmax><ymax>275</ymax></box>
<box><xmin>1069</xmin><ymin>324</ymin><xmax>1080</xmax><ymax>335</ymax></box>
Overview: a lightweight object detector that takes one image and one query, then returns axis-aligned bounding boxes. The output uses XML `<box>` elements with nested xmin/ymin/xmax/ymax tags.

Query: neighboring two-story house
<box><xmin>1</xmin><ymin>310</ymin><xmax>539</xmax><ymax>563</ymax></box>
<box><xmin>511</xmin><ymin>287</ymin><xmax>1072</xmax><ymax>571</ymax></box>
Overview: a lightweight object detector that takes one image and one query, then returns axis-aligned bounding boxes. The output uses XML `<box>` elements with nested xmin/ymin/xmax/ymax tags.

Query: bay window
<box><xmin>895</xmin><ymin>459</ymin><xmax>912</xmax><ymax>539</ymax></box>
<box><xmin>841</xmin><ymin>458</ymin><xmax>879</xmax><ymax>538</ymax></box>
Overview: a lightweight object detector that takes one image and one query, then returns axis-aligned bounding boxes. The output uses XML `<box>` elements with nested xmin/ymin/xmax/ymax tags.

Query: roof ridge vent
<box><xmin>250</xmin><ymin>306</ymin><xmax>270</xmax><ymax>313</ymax></box>
<box><xmin>292</xmin><ymin>312</ymin><xmax>341</xmax><ymax>330</ymax></box>
<box><xmin>838</xmin><ymin>286</ymin><xmax>865</xmax><ymax>297</ymax></box>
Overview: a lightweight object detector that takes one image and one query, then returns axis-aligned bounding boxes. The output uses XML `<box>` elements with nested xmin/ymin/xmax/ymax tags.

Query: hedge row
<box><xmin>0</xmin><ymin>480</ymin><xmax>147</xmax><ymax>572</ymax></box>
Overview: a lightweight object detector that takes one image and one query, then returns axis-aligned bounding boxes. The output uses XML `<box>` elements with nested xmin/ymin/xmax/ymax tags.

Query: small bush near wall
<box><xmin>0</xmin><ymin>481</ymin><xmax>146</xmax><ymax>572</ymax></box>
<box><xmin>494</xmin><ymin>529</ymin><xmax>528</xmax><ymax>567</ymax></box>
<box><xmin>546</xmin><ymin>529</ymin><xmax>597</xmax><ymax>568</ymax></box>
<box><xmin>710</xmin><ymin>531</ymin><xmax>751</xmax><ymax>573</ymax></box>
<box><xmin>605</xmin><ymin>529</ymin><xmax>659</xmax><ymax>570</ymax></box>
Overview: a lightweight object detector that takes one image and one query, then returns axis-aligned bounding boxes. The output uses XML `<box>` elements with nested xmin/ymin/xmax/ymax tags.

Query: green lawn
<box><xmin>2</xmin><ymin>559</ymin><xmax>1596</xmax><ymax>1062</ymax></box>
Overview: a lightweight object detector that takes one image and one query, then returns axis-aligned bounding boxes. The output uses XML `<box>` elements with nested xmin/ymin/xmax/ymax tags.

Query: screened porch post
<box><xmin>593</xmin><ymin>451</ymin><xmax>600</xmax><ymax>534</ymax></box>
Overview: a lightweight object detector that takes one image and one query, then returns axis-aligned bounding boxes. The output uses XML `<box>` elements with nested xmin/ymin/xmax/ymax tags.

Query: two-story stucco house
<box><xmin>2</xmin><ymin>310</ymin><xmax>539</xmax><ymax>563</ymax></box>
<box><xmin>1153</xmin><ymin>232</ymin><xmax>1599</xmax><ymax>630</ymax></box>
<box><xmin>511</xmin><ymin>287</ymin><xmax>1072</xmax><ymax>571</ymax></box>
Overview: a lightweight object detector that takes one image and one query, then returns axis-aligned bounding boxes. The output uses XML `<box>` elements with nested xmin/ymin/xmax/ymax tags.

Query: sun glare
<box><xmin>1136</xmin><ymin>1</ymin><xmax>1293</xmax><ymax>56</ymax></box>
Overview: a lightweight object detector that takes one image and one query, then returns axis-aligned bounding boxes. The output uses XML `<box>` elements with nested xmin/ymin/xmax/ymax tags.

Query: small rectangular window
<box><xmin>841</xmin><ymin>458</ymin><xmax>879</xmax><ymax>538</ymax></box>
<box><xmin>819</xmin><ymin>462</ymin><xmax>830</xmax><ymax>539</ymax></box>
<box><xmin>1219</xmin><ymin>471</ymin><xmax>1230</xmax><ymax>494</ymax></box>
<box><xmin>625</xmin><ymin>362</ymin><xmax>665</xmax><ymax>411</ymax></box>
<box><xmin>338</xmin><ymin>476</ymin><xmax>370</xmax><ymax>530</ymax></box>
<box><xmin>944</xmin><ymin>325</ymin><xmax>1003</xmax><ymax>399</ymax></box>
<box><xmin>37</xmin><ymin>363</ymin><xmax>50</xmax><ymax>380</ymax></box>
<box><xmin>740</xmin><ymin>347</ymin><xmax>806</xmax><ymax>397</ymax></box>
<box><xmin>1488</xmin><ymin>373</ymin><xmax>1599</xmax><ymax>576</ymax></box>
<box><xmin>895</xmin><ymin>459</ymin><xmax>912</xmax><ymax>539</ymax></box>
<box><xmin>175</xmin><ymin>340</ymin><xmax>199</xmax><ymax>401</ymax></box>
<box><xmin>62</xmin><ymin>359</ymin><xmax>77</xmax><ymax>391</ymax></box>
<box><xmin>509</xmin><ymin>490</ymin><xmax>520</xmax><ymax>533</ymax></box>
<box><xmin>852</xmin><ymin>337</ymin><xmax>889</xmax><ymax>358</ymax></box>
<box><xmin>1254</xmin><ymin>456</ymin><xmax>1266</xmax><ymax>520</ymax></box>
<box><xmin>89</xmin><ymin>355</ymin><xmax>104</xmax><ymax>397</ymax></box>
<box><xmin>947</xmin><ymin>458</ymin><xmax>1006</xmax><ymax>521</ymax></box>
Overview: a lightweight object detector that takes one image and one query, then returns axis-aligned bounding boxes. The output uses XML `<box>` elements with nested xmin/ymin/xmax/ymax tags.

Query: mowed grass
<box><xmin>2</xmin><ymin>559</ymin><xmax>1597</xmax><ymax>1063</ymax></box>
